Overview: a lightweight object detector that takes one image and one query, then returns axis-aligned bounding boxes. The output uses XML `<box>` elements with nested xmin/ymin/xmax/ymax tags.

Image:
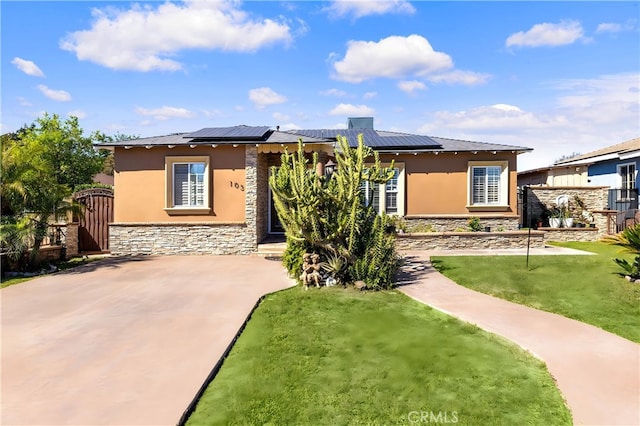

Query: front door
<box><xmin>268</xmin><ymin>188</ymin><xmax>285</xmax><ymax>234</ymax></box>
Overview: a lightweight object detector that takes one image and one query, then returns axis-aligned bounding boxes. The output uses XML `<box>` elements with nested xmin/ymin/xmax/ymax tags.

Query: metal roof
<box><xmin>95</xmin><ymin>133</ymin><xmax>193</xmax><ymax>147</ymax></box>
<box><xmin>430</xmin><ymin>136</ymin><xmax>532</xmax><ymax>153</ymax></box>
<box><xmin>94</xmin><ymin>125</ymin><xmax>532</xmax><ymax>153</ymax></box>
<box><xmin>554</xmin><ymin>137</ymin><xmax>640</xmax><ymax>164</ymax></box>
<box><xmin>265</xmin><ymin>131</ymin><xmax>333</xmax><ymax>144</ymax></box>
<box><xmin>185</xmin><ymin>126</ymin><xmax>271</xmax><ymax>139</ymax></box>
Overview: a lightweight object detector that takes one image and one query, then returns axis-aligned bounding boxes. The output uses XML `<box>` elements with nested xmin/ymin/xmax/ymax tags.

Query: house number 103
<box><xmin>230</xmin><ymin>181</ymin><xmax>245</xmax><ymax>191</ymax></box>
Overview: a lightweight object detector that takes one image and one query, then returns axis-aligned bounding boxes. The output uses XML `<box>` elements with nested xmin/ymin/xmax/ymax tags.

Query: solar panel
<box><xmin>185</xmin><ymin>126</ymin><xmax>270</xmax><ymax>139</ymax></box>
<box><xmin>225</xmin><ymin>126</ymin><xmax>271</xmax><ymax>138</ymax></box>
<box><xmin>286</xmin><ymin>129</ymin><xmax>441</xmax><ymax>149</ymax></box>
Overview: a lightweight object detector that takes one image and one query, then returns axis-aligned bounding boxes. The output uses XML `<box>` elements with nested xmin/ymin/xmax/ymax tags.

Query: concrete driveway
<box><xmin>1</xmin><ymin>255</ymin><xmax>294</xmax><ymax>426</ymax></box>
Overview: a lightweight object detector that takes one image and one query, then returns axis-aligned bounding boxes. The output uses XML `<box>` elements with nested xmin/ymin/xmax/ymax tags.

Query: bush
<box><xmin>282</xmin><ymin>237</ymin><xmax>311</xmax><ymax>284</ymax></box>
<box><xmin>468</xmin><ymin>216</ymin><xmax>483</xmax><ymax>232</ymax></box>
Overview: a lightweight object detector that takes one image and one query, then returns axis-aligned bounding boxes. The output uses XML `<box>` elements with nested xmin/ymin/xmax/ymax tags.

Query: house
<box><xmin>518</xmin><ymin>137</ymin><xmax>639</xmax><ymax>211</ymax></box>
<box><xmin>98</xmin><ymin>118</ymin><xmax>532</xmax><ymax>255</ymax></box>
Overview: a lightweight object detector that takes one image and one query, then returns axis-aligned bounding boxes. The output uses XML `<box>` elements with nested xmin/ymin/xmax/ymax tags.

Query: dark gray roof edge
<box><xmin>430</xmin><ymin>136</ymin><xmax>533</xmax><ymax>152</ymax></box>
<box><xmin>94</xmin><ymin>133</ymin><xmax>192</xmax><ymax>147</ymax></box>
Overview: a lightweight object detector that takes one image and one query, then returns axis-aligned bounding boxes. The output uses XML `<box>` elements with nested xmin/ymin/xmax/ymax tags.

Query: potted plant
<box><xmin>562</xmin><ymin>205</ymin><xmax>573</xmax><ymax>228</ymax></box>
<box><xmin>548</xmin><ymin>205</ymin><xmax>563</xmax><ymax>228</ymax></box>
<box><xmin>573</xmin><ymin>195</ymin><xmax>593</xmax><ymax>228</ymax></box>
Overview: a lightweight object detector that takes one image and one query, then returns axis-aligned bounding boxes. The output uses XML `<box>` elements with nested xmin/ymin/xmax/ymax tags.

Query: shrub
<box><xmin>468</xmin><ymin>216</ymin><xmax>483</xmax><ymax>232</ymax></box>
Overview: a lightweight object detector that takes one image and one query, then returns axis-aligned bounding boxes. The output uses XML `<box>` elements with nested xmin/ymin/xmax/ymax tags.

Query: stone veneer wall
<box><xmin>404</xmin><ymin>215</ymin><xmax>520</xmax><ymax>232</ymax></box>
<box><xmin>526</xmin><ymin>186</ymin><xmax>608</xmax><ymax>223</ymax></box>
<box><xmin>396</xmin><ymin>231</ymin><xmax>545</xmax><ymax>250</ymax></box>
<box><xmin>244</xmin><ymin>146</ymin><xmax>258</xmax><ymax>250</ymax></box>
<box><xmin>526</xmin><ymin>186</ymin><xmax>613</xmax><ymax>240</ymax></box>
<box><xmin>110</xmin><ymin>146</ymin><xmax>260</xmax><ymax>255</ymax></box>
<box><xmin>539</xmin><ymin>227</ymin><xmax>601</xmax><ymax>243</ymax></box>
<box><xmin>109</xmin><ymin>223</ymin><xmax>255</xmax><ymax>255</ymax></box>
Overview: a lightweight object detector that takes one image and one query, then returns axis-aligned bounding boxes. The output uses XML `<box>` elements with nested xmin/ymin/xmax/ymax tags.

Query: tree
<box><xmin>1</xmin><ymin>113</ymin><xmax>108</xmax><ymax>269</ymax></box>
<box><xmin>95</xmin><ymin>132</ymin><xmax>139</xmax><ymax>176</ymax></box>
<box><xmin>269</xmin><ymin>135</ymin><xmax>400</xmax><ymax>290</ymax></box>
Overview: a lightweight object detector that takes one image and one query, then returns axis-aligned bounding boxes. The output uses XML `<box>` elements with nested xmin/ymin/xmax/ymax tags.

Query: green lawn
<box><xmin>431</xmin><ymin>242</ymin><xmax>640</xmax><ymax>343</ymax></box>
<box><xmin>187</xmin><ymin>288</ymin><xmax>571</xmax><ymax>425</ymax></box>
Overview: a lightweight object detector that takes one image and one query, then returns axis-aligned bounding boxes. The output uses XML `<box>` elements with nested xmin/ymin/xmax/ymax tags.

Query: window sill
<box><xmin>466</xmin><ymin>205</ymin><xmax>510</xmax><ymax>212</ymax></box>
<box><xmin>164</xmin><ymin>207</ymin><xmax>212</xmax><ymax>215</ymax></box>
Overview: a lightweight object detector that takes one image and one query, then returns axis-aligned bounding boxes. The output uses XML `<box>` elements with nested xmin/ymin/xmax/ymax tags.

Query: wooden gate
<box><xmin>73</xmin><ymin>188</ymin><xmax>114</xmax><ymax>253</ymax></box>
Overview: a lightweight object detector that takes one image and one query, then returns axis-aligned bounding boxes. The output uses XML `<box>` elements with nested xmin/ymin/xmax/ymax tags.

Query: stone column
<box><xmin>244</xmin><ymin>145</ymin><xmax>259</xmax><ymax>251</ymax></box>
<box><xmin>316</xmin><ymin>152</ymin><xmax>327</xmax><ymax>176</ymax></box>
<box><xmin>65</xmin><ymin>223</ymin><xmax>79</xmax><ymax>259</ymax></box>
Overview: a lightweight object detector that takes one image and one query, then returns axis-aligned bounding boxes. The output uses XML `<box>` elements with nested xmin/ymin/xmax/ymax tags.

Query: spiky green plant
<box><xmin>269</xmin><ymin>135</ymin><xmax>400</xmax><ymax>289</ymax></box>
<box><xmin>602</xmin><ymin>224</ymin><xmax>640</xmax><ymax>279</ymax></box>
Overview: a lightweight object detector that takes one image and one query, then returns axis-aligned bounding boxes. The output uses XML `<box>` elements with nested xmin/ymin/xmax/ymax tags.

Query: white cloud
<box><xmin>550</xmin><ymin>72</ymin><xmax>639</xmax><ymax>126</ymax></box>
<box><xmin>427</xmin><ymin>70</ymin><xmax>491</xmax><ymax>85</ymax></box>
<box><xmin>419</xmin><ymin>104</ymin><xmax>566</xmax><ymax>133</ymax></box>
<box><xmin>324</xmin><ymin>0</ymin><xmax>415</xmax><ymax>19</ymax></box>
<box><xmin>67</xmin><ymin>110</ymin><xmax>87</xmax><ymax>119</ymax></box>
<box><xmin>60</xmin><ymin>1</ymin><xmax>292</xmax><ymax>72</ymax></box>
<box><xmin>17</xmin><ymin>97</ymin><xmax>32</xmax><ymax>107</ymax></box>
<box><xmin>273</xmin><ymin>112</ymin><xmax>290</xmax><ymax>122</ymax></box>
<box><xmin>398</xmin><ymin>80</ymin><xmax>426</xmax><ymax>95</ymax></box>
<box><xmin>320</xmin><ymin>88</ymin><xmax>347</xmax><ymax>97</ymax></box>
<box><xmin>249</xmin><ymin>87</ymin><xmax>287</xmax><ymax>109</ymax></box>
<box><xmin>329</xmin><ymin>103</ymin><xmax>375</xmax><ymax>116</ymax></box>
<box><xmin>363</xmin><ymin>91</ymin><xmax>377</xmax><ymax>99</ymax></box>
<box><xmin>201</xmin><ymin>109</ymin><xmax>223</xmax><ymax>118</ymax></box>
<box><xmin>416</xmin><ymin>72</ymin><xmax>640</xmax><ymax>171</ymax></box>
<box><xmin>11</xmin><ymin>57</ymin><xmax>45</xmax><ymax>77</ymax></box>
<box><xmin>279</xmin><ymin>123</ymin><xmax>301</xmax><ymax>131</ymax></box>
<box><xmin>506</xmin><ymin>20</ymin><xmax>584</xmax><ymax>48</ymax></box>
<box><xmin>332</xmin><ymin>35</ymin><xmax>453</xmax><ymax>83</ymax></box>
<box><xmin>135</xmin><ymin>106</ymin><xmax>196</xmax><ymax>120</ymax></box>
<box><xmin>37</xmin><ymin>85</ymin><xmax>71</xmax><ymax>102</ymax></box>
<box><xmin>596</xmin><ymin>23</ymin><xmax>622</xmax><ymax>33</ymax></box>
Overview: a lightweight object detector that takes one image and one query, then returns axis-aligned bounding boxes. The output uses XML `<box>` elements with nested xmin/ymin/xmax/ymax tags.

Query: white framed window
<box><xmin>468</xmin><ymin>161</ymin><xmax>509</xmax><ymax>210</ymax></box>
<box><xmin>618</xmin><ymin>162</ymin><xmax>636</xmax><ymax>199</ymax></box>
<box><xmin>361</xmin><ymin>164</ymin><xmax>405</xmax><ymax>216</ymax></box>
<box><xmin>165</xmin><ymin>156</ymin><xmax>211</xmax><ymax>214</ymax></box>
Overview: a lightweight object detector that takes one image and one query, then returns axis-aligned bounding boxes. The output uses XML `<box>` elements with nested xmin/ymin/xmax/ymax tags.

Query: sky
<box><xmin>2</xmin><ymin>0</ymin><xmax>639</xmax><ymax>172</ymax></box>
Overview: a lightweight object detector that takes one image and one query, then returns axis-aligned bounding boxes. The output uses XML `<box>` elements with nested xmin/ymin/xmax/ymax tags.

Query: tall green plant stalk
<box><xmin>269</xmin><ymin>135</ymin><xmax>400</xmax><ymax>289</ymax></box>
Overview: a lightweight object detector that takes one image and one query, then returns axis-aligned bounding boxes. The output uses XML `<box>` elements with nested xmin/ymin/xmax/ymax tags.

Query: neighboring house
<box><xmin>98</xmin><ymin>118</ymin><xmax>532</xmax><ymax>255</ymax></box>
<box><xmin>518</xmin><ymin>137</ymin><xmax>640</xmax><ymax>211</ymax></box>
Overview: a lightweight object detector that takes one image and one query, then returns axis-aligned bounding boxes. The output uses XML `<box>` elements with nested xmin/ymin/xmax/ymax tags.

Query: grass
<box><xmin>431</xmin><ymin>242</ymin><xmax>640</xmax><ymax>343</ymax></box>
<box><xmin>1</xmin><ymin>256</ymin><xmax>103</xmax><ymax>289</ymax></box>
<box><xmin>187</xmin><ymin>287</ymin><xmax>571</xmax><ymax>425</ymax></box>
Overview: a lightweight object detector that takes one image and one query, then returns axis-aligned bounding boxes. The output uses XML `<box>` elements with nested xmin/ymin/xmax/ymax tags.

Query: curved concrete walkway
<box><xmin>397</xmin><ymin>251</ymin><xmax>640</xmax><ymax>426</ymax></box>
<box><xmin>1</xmin><ymin>255</ymin><xmax>294</xmax><ymax>426</ymax></box>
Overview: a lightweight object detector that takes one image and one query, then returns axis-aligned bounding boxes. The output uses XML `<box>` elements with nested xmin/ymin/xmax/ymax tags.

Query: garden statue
<box><xmin>300</xmin><ymin>253</ymin><xmax>321</xmax><ymax>289</ymax></box>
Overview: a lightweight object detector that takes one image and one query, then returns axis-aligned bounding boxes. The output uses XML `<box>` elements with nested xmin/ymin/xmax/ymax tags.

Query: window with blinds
<box><xmin>472</xmin><ymin>166</ymin><xmax>501</xmax><ymax>204</ymax></box>
<box><xmin>360</xmin><ymin>166</ymin><xmax>403</xmax><ymax>215</ymax></box>
<box><xmin>385</xmin><ymin>168</ymin><xmax>399</xmax><ymax>214</ymax></box>
<box><xmin>619</xmin><ymin>163</ymin><xmax>636</xmax><ymax>200</ymax></box>
<box><xmin>361</xmin><ymin>179</ymin><xmax>380</xmax><ymax>212</ymax></box>
<box><xmin>173</xmin><ymin>162</ymin><xmax>206</xmax><ymax>207</ymax></box>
